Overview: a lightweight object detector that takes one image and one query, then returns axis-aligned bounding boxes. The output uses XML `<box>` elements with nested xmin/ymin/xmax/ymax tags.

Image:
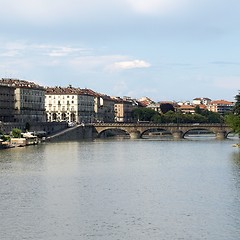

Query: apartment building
<box><xmin>45</xmin><ymin>86</ymin><xmax>95</xmax><ymax>123</ymax></box>
<box><xmin>67</xmin><ymin>88</ymin><xmax>116</xmax><ymax>123</ymax></box>
<box><xmin>0</xmin><ymin>78</ymin><xmax>45</xmax><ymax>123</ymax></box>
<box><xmin>113</xmin><ymin>97</ymin><xmax>136</xmax><ymax>122</ymax></box>
<box><xmin>178</xmin><ymin>104</ymin><xmax>196</xmax><ymax>114</ymax></box>
<box><xmin>0</xmin><ymin>84</ymin><xmax>15</xmax><ymax>122</ymax></box>
<box><xmin>207</xmin><ymin>100</ymin><xmax>234</xmax><ymax>115</ymax></box>
<box><xmin>94</xmin><ymin>94</ymin><xmax>115</xmax><ymax>123</ymax></box>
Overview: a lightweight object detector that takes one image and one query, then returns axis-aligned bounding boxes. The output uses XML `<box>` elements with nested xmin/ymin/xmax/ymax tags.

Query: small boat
<box><xmin>232</xmin><ymin>143</ymin><xmax>240</xmax><ymax>148</ymax></box>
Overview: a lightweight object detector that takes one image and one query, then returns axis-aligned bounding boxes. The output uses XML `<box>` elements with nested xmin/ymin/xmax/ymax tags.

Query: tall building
<box><xmin>45</xmin><ymin>86</ymin><xmax>95</xmax><ymax>123</ymax></box>
<box><xmin>0</xmin><ymin>84</ymin><xmax>15</xmax><ymax>122</ymax></box>
<box><xmin>0</xmin><ymin>78</ymin><xmax>46</xmax><ymax>123</ymax></box>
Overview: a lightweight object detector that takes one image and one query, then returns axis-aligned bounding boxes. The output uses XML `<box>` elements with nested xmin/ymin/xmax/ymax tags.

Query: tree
<box><xmin>233</xmin><ymin>90</ymin><xmax>240</xmax><ymax>115</ymax></box>
<box><xmin>160</xmin><ymin>103</ymin><xmax>175</xmax><ymax>114</ymax></box>
<box><xmin>225</xmin><ymin>91</ymin><xmax>240</xmax><ymax>134</ymax></box>
<box><xmin>11</xmin><ymin>128</ymin><xmax>22</xmax><ymax>138</ymax></box>
<box><xmin>132</xmin><ymin>108</ymin><xmax>159</xmax><ymax>122</ymax></box>
<box><xmin>194</xmin><ymin>105</ymin><xmax>202</xmax><ymax>115</ymax></box>
<box><xmin>200</xmin><ymin>109</ymin><xmax>222</xmax><ymax>123</ymax></box>
<box><xmin>225</xmin><ymin>114</ymin><xmax>240</xmax><ymax>134</ymax></box>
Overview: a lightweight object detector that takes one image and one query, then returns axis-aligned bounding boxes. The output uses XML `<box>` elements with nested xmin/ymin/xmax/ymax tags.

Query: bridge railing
<box><xmin>92</xmin><ymin>122</ymin><xmax>228</xmax><ymax>127</ymax></box>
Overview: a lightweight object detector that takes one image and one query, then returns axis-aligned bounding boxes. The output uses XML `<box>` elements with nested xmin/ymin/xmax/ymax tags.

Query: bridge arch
<box><xmin>225</xmin><ymin>130</ymin><xmax>237</xmax><ymax>138</ymax></box>
<box><xmin>141</xmin><ymin>128</ymin><xmax>172</xmax><ymax>138</ymax></box>
<box><xmin>97</xmin><ymin>128</ymin><xmax>130</xmax><ymax>138</ymax></box>
<box><xmin>182</xmin><ymin>128</ymin><xmax>215</xmax><ymax>139</ymax></box>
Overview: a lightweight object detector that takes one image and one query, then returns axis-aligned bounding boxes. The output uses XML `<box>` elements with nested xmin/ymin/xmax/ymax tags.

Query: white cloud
<box><xmin>1</xmin><ymin>40</ymin><xmax>148</xmax><ymax>73</ymax></box>
<box><xmin>70</xmin><ymin>55</ymin><xmax>127</xmax><ymax>70</ymax></box>
<box><xmin>0</xmin><ymin>41</ymin><xmax>91</xmax><ymax>58</ymax></box>
<box><xmin>0</xmin><ymin>42</ymin><xmax>27</xmax><ymax>57</ymax></box>
<box><xmin>125</xmin><ymin>0</ymin><xmax>193</xmax><ymax>16</ymax></box>
<box><xmin>47</xmin><ymin>47</ymin><xmax>91</xmax><ymax>57</ymax></box>
<box><xmin>1</xmin><ymin>50</ymin><xmax>20</xmax><ymax>57</ymax></box>
<box><xmin>108</xmin><ymin>60</ymin><xmax>151</xmax><ymax>71</ymax></box>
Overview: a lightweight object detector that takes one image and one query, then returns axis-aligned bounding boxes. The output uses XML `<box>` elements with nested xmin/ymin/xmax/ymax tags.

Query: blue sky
<box><xmin>0</xmin><ymin>0</ymin><xmax>240</xmax><ymax>101</ymax></box>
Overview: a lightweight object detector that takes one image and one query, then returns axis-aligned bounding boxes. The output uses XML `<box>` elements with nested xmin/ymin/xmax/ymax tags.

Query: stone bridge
<box><xmin>92</xmin><ymin>123</ymin><xmax>233</xmax><ymax>140</ymax></box>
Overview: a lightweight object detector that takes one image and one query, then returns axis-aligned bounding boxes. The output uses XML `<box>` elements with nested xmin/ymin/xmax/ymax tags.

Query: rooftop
<box><xmin>0</xmin><ymin>78</ymin><xmax>44</xmax><ymax>90</ymax></box>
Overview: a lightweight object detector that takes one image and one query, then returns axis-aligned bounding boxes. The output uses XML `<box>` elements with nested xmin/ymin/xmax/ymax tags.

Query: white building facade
<box><xmin>45</xmin><ymin>87</ymin><xmax>95</xmax><ymax>123</ymax></box>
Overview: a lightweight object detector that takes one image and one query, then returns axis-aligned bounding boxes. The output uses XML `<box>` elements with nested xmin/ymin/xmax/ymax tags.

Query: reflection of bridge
<box><xmin>92</xmin><ymin>123</ymin><xmax>233</xmax><ymax>140</ymax></box>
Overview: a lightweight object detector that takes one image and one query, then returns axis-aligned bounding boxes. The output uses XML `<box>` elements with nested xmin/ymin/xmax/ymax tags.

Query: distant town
<box><xmin>0</xmin><ymin>78</ymin><xmax>235</xmax><ymax>125</ymax></box>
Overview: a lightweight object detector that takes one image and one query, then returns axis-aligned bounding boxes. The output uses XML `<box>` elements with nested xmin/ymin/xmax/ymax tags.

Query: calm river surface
<box><xmin>1</xmin><ymin>137</ymin><xmax>240</xmax><ymax>240</ymax></box>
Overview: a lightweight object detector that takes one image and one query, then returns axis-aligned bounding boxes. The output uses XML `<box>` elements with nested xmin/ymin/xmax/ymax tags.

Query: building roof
<box><xmin>197</xmin><ymin>104</ymin><xmax>207</xmax><ymax>110</ymax></box>
<box><xmin>0</xmin><ymin>78</ymin><xmax>44</xmax><ymax>90</ymax></box>
<box><xmin>193</xmin><ymin>97</ymin><xmax>211</xmax><ymax>101</ymax></box>
<box><xmin>45</xmin><ymin>86</ymin><xmax>95</xmax><ymax>96</ymax></box>
<box><xmin>210</xmin><ymin>100</ymin><xmax>234</xmax><ymax>105</ymax></box>
<box><xmin>179</xmin><ymin>105</ymin><xmax>195</xmax><ymax>109</ymax></box>
<box><xmin>137</xmin><ymin>96</ymin><xmax>155</xmax><ymax>106</ymax></box>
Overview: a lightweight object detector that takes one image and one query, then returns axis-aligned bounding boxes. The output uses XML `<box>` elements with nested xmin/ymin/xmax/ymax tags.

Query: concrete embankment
<box><xmin>46</xmin><ymin>125</ymin><xmax>93</xmax><ymax>141</ymax></box>
<box><xmin>1</xmin><ymin>122</ymin><xmax>67</xmax><ymax>135</ymax></box>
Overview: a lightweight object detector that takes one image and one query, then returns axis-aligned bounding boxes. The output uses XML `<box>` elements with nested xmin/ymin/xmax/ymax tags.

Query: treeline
<box><xmin>132</xmin><ymin>106</ymin><xmax>224</xmax><ymax>124</ymax></box>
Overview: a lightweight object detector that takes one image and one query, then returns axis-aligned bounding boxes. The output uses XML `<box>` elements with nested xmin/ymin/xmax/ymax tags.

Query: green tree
<box><xmin>233</xmin><ymin>91</ymin><xmax>240</xmax><ymax>115</ymax></box>
<box><xmin>201</xmin><ymin>109</ymin><xmax>222</xmax><ymax>123</ymax></box>
<box><xmin>225</xmin><ymin>91</ymin><xmax>240</xmax><ymax>134</ymax></box>
<box><xmin>225</xmin><ymin>114</ymin><xmax>240</xmax><ymax>134</ymax></box>
<box><xmin>132</xmin><ymin>108</ymin><xmax>159</xmax><ymax>122</ymax></box>
<box><xmin>11</xmin><ymin>128</ymin><xmax>22</xmax><ymax>138</ymax></box>
<box><xmin>194</xmin><ymin>105</ymin><xmax>202</xmax><ymax>115</ymax></box>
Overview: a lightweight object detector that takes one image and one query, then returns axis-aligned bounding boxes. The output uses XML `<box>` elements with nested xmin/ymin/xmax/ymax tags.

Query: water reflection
<box><xmin>0</xmin><ymin>140</ymin><xmax>240</xmax><ymax>239</ymax></box>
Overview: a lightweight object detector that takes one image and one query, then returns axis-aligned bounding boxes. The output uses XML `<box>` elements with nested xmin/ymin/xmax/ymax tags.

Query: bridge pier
<box><xmin>172</xmin><ymin>130</ymin><xmax>183</xmax><ymax>140</ymax></box>
<box><xmin>129</xmin><ymin>131</ymin><xmax>141</xmax><ymax>139</ymax></box>
<box><xmin>215</xmin><ymin>130</ymin><xmax>227</xmax><ymax>140</ymax></box>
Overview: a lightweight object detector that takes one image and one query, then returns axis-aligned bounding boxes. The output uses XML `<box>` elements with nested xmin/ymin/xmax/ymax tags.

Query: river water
<box><xmin>0</xmin><ymin>137</ymin><xmax>240</xmax><ymax>240</ymax></box>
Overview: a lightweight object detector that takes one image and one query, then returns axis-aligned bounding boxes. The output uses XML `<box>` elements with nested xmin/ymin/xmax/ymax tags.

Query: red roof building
<box><xmin>207</xmin><ymin>100</ymin><xmax>234</xmax><ymax>114</ymax></box>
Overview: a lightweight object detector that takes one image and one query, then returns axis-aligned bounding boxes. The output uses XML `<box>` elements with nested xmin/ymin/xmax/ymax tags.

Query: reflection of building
<box><xmin>208</xmin><ymin>100</ymin><xmax>234</xmax><ymax>115</ymax></box>
<box><xmin>45</xmin><ymin>86</ymin><xmax>94</xmax><ymax>123</ymax></box>
<box><xmin>0</xmin><ymin>84</ymin><xmax>15</xmax><ymax>122</ymax></box>
<box><xmin>0</xmin><ymin>78</ymin><xmax>45</xmax><ymax>123</ymax></box>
